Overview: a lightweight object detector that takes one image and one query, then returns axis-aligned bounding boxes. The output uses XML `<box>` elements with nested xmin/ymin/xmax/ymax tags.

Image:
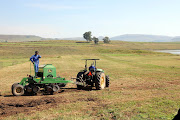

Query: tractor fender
<box><xmin>96</xmin><ymin>69</ymin><xmax>104</xmax><ymax>72</ymax></box>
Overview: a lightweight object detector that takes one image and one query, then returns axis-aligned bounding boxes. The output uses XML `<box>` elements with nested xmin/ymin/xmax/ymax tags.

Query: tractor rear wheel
<box><xmin>12</xmin><ymin>84</ymin><xmax>24</xmax><ymax>96</ymax></box>
<box><xmin>106</xmin><ymin>75</ymin><xmax>110</xmax><ymax>87</ymax></box>
<box><xmin>76</xmin><ymin>72</ymin><xmax>84</xmax><ymax>90</ymax></box>
<box><xmin>95</xmin><ymin>72</ymin><xmax>106</xmax><ymax>90</ymax></box>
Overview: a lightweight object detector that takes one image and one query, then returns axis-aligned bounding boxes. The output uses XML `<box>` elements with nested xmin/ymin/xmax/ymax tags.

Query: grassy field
<box><xmin>0</xmin><ymin>40</ymin><xmax>180</xmax><ymax>120</ymax></box>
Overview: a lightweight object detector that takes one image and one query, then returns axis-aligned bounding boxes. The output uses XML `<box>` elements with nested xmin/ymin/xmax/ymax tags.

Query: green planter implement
<box><xmin>12</xmin><ymin>64</ymin><xmax>73</xmax><ymax>96</ymax></box>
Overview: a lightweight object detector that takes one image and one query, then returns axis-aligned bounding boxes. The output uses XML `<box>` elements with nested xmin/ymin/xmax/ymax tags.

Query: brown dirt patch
<box><xmin>77</xmin><ymin>97</ymin><xmax>98</xmax><ymax>102</ymax></box>
<box><xmin>0</xmin><ymin>97</ymin><xmax>58</xmax><ymax>118</ymax></box>
<box><xmin>167</xmin><ymin>80</ymin><xmax>180</xmax><ymax>85</ymax></box>
<box><xmin>0</xmin><ymin>89</ymin><xmax>100</xmax><ymax>119</ymax></box>
<box><xmin>125</xmin><ymin>83</ymin><xmax>164</xmax><ymax>90</ymax></box>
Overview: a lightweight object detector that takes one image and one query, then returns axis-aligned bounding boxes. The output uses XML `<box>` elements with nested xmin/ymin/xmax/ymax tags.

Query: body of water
<box><xmin>155</xmin><ymin>50</ymin><xmax>180</xmax><ymax>55</ymax></box>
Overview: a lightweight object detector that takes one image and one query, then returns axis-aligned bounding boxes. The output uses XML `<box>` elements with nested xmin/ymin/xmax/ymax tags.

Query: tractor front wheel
<box><xmin>12</xmin><ymin>84</ymin><xmax>25</xmax><ymax>96</ymax></box>
<box><xmin>95</xmin><ymin>72</ymin><xmax>106</xmax><ymax>90</ymax></box>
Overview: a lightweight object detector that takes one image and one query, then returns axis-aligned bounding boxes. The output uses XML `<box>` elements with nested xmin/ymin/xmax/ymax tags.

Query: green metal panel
<box><xmin>41</xmin><ymin>77</ymin><xmax>73</xmax><ymax>84</ymax></box>
<box><xmin>19</xmin><ymin>77</ymin><xmax>73</xmax><ymax>86</ymax></box>
<box><xmin>43</xmin><ymin>64</ymin><xmax>56</xmax><ymax>78</ymax></box>
<box><xmin>19</xmin><ymin>77</ymin><xmax>42</xmax><ymax>86</ymax></box>
<box><xmin>19</xmin><ymin>64</ymin><xmax>74</xmax><ymax>87</ymax></box>
<box><xmin>19</xmin><ymin>77</ymin><xmax>29</xmax><ymax>86</ymax></box>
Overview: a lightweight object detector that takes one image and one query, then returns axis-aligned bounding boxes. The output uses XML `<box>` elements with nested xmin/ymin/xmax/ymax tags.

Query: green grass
<box><xmin>1</xmin><ymin>40</ymin><xmax>180</xmax><ymax>120</ymax></box>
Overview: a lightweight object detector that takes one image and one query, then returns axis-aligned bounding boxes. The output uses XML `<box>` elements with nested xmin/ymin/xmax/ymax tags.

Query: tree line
<box><xmin>83</xmin><ymin>31</ymin><xmax>111</xmax><ymax>44</ymax></box>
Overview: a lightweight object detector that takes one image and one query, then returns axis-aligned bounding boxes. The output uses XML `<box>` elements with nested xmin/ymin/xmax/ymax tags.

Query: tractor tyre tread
<box><xmin>95</xmin><ymin>72</ymin><xmax>106</xmax><ymax>90</ymax></box>
<box><xmin>106</xmin><ymin>75</ymin><xmax>110</xmax><ymax>87</ymax></box>
<box><xmin>76</xmin><ymin>72</ymin><xmax>84</xmax><ymax>90</ymax></box>
<box><xmin>12</xmin><ymin>84</ymin><xmax>24</xmax><ymax>96</ymax></box>
<box><xmin>11</xmin><ymin>83</ymin><xmax>19</xmax><ymax>94</ymax></box>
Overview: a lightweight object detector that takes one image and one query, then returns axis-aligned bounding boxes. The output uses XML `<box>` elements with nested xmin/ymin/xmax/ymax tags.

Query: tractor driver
<box><xmin>89</xmin><ymin>64</ymin><xmax>95</xmax><ymax>72</ymax></box>
<box><xmin>30</xmin><ymin>51</ymin><xmax>41</xmax><ymax>76</ymax></box>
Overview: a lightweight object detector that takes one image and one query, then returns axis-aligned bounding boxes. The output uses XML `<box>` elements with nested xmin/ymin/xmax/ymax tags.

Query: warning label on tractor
<box><xmin>48</xmin><ymin>69</ymin><xmax>52</xmax><ymax>73</ymax></box>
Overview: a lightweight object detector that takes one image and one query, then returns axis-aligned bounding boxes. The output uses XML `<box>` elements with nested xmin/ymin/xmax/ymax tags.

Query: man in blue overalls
<box><xmin>30</xmin><ymin>51</ymin><xmax>41</xmax><ymax>77</ymax></box>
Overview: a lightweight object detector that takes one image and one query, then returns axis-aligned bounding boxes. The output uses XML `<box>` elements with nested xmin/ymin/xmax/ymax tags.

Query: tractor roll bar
<box><xmin>82</xmin><ymin>59</ymin><xmax>100</xmax><ymax>70</ymax></box>
<box><xmin>81</xmin><ymin>59</ymin><xmax>100</xmax><ymax>60</ymax></box>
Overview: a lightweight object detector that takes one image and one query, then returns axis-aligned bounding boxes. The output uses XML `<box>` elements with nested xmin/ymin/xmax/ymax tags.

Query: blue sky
<box><xmin>0</xmin><ymin>0</ymin><xmax>180</xmax><ymax>38</ymax></box>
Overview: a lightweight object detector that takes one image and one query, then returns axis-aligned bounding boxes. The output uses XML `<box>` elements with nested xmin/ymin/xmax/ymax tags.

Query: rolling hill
<box><xmin>58</xmin><ymin>34</ymin><xmax>180</xmax><ymax>42</ymax></box>
<box><xmin>1</xmin><ymin>34</ymin><xmax>180</xmax><ymax>42</ymax></box>
<box><xmin>0</xmin><ymin>35</ymin><xmax>42</xmax><ymax>42</ymax></box>
<box><xmin>110</xmin><ymin>34</ymin><xmax>177</xmax><ymax>42</ymax></box>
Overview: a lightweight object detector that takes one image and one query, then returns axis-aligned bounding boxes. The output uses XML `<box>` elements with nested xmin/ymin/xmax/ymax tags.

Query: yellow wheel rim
<box><xmin>100</xmin><ymin>76</ymin><xmax>105</xmax><ymax>87</ymax></box>
<box><xmin>16</xmin><ymin>87</ymin><xmax>22</xmax><ymax>93</ymax></box>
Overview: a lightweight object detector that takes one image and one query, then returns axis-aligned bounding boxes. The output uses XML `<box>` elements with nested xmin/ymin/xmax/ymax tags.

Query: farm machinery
<box><xmin>12</xmin><ymin>64</ymin><xmax>74</xmax><ymax>96</ymax></box>
<box><xmin>11</xmin><ymin>59</ymin><xmax>110</xmax><ymax>96</ymax></box>
<box><xmin>76</xmin><ymin>59</ymin><xmax>110</xmax><ymax>90</ymax></box>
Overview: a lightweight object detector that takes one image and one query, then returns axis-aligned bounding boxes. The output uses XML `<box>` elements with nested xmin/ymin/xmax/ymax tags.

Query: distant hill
<box><xmin>0</xmin><ymin>35</ymin><xmax>42</xmax><ymax>42</ymax></box>
<box><xmin>171</xmin><ymin>36</ymin><xmax>180</xmax><ymax>42</ymax></box>
<box><xmin>1</xmin><ymin>34</ymin><xmax>180</xmax><ymax>42</ymax></box>
<box><xmin>58</xmin><ymin>37</ymin><xmax>85</xmax><ymax>40</ymax></box>
<box><xmin>58</xmin><ymin>34</ymin><xmax>180</xmax><ymax>42</ymax></box>
<box><xmin>59</xmin><ymin>36</ymin><xmax>105</xmax><ymax>41</ymax></box>
<box><xmin>110</xmin><ymin>34</ymin><xmax>177</xmax><ymax>42</ymax></box>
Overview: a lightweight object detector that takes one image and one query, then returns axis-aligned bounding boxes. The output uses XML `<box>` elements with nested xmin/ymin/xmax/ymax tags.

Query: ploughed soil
<box><xmin>0</xmin><ymin>88</ymin><xmax>99</xmax><ymax>119</ymax></box>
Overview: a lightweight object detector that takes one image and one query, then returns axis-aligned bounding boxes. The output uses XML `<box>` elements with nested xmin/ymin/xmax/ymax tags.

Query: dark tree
<box><xmin>92</xmin><ymin>36</ymin><xmax>99</xmax><ymax>44</ymax></box>
<box><xmin>83</xmin><ymin>31</ymin><xmax>92</xmax><ymax>42</ymax></box>
<box><xmin>103</xmin><ymin>36</ymin><xmax>110</xmax><ymax>43</ymax></box>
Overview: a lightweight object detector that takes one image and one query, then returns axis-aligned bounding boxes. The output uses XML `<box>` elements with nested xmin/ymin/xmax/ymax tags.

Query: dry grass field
<box><xmin>0</xmin><ymin>40</ymin><xmax>180</xmax><ymax>120</ymax></box>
